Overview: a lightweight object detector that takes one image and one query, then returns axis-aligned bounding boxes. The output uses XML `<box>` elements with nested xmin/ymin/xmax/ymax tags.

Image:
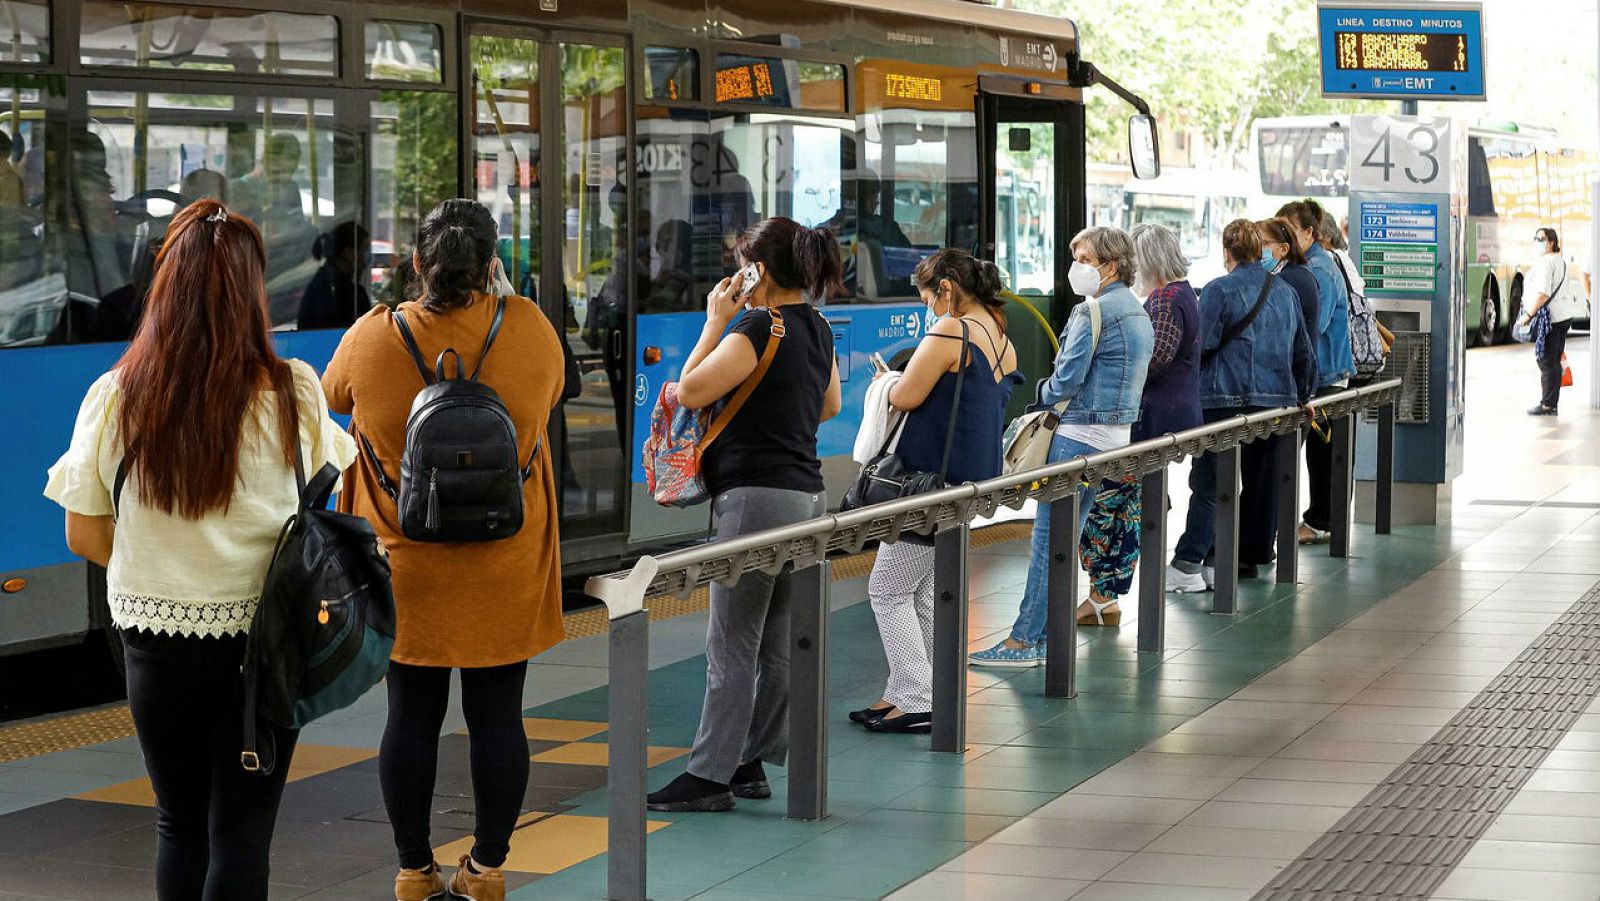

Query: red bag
<box><xmin>1562</xmin><ymin>353</ymin><xmax>1574</xmax><ymax>388</ymax></box>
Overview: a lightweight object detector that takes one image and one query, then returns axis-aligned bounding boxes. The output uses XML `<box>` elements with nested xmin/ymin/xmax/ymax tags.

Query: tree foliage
<box><xmin>1015</xmin><ymin>0</ymin><xmax>1384</xmax><ymax>166</ymax></box>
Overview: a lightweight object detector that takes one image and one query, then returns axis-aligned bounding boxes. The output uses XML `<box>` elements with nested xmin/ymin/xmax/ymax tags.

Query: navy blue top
<box><xmin>1132</xmin><ymin>280</ymin><xmax>1203</xmax><ymax>442</ymax></box>
<box><xmin>1275</xmin><ymin>263</ymin><xmax>1322</xmax><ymax>393</ymax></box>
<box><xmin>897</xmin><ymin>331</ymin><xmax>1023</xmax><ymax>486</ymax></box>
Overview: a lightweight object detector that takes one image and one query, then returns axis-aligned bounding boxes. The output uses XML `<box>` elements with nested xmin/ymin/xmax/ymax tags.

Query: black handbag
<box><xmin>841</xmin><ymin>320</ymin><xmax>968</xmax><ymax>512</ymax></box>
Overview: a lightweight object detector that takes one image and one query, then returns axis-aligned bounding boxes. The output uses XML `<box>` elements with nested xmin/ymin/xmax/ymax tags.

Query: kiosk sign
<box><xmin>1317</xmin><ymin>2</ymin><xmax>1485</xmax><ymax>101</ymax></box>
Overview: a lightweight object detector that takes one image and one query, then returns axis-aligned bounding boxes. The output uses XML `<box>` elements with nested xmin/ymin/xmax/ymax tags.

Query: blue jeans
<box><xmin>1010</xmin><ymin>434</ymin><xmax>1098</xmax><ymax>646</ymax></box>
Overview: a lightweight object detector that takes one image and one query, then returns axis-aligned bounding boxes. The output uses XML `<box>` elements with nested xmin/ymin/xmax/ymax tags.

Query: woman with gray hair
<box><xmin>1068</xmin><ymin>225</ymin><xmax>1207</xmax><ymax>624</ymax></box>
<box><xmin>971</xmin><ymin>227</ymin><xmax>1154</xmax><ymax>665</ymax></box>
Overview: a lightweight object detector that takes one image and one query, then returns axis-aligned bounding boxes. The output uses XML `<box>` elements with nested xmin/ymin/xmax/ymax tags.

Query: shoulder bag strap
<box><xmin>1552</xmin><ymin>260</ymin><xmax>1568</xmax><ymax>300</ymax></box>
<box><xmin>936</xmin><ymin>318</ymin><xmax>970</xmax><ymax>482</ymax></box>
<box><xmin>113</xmin><ymin>459</ymin><xmax>129</xmax><ymax>522</ymax></box>
<box><xmin>469</xmin><ymin>296</ymin><xmax>508</xmax><ymax>381</ymax></box>
<box><xmin>701</xmin><ymin>308</ymin><xmax>785</xmax><ymax>452</ymax></box>
<box><xmin>391</xmin><ymin>310</ymin><xmax>434</xmax><ymax>386</ymax></box>
<box><xmin>1203</xmin><ymin>273</ymin><xmax>1275</xmax><ymax>366</ymax></box>
<box><xmin>1332</xmin><ymin>252</ymin><xmax>1357</xmax><ymax>304</ymax></box>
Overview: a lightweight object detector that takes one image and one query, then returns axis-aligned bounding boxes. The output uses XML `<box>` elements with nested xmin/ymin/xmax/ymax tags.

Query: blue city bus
<box><xmin>0</xmin><ymin>0</ymin><xmax>1149</xmax><ymax>667</ymax></box>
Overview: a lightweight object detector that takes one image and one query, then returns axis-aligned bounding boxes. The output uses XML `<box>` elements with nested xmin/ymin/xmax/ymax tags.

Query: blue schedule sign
<box><xmin>1317</xmin><ymin>2</ymin><xmax>1486</xmax><ymax>101</ymax></box>
<box><xmin>1359</xmin><ymin>201</ymin><xmax>1438</xmax><ymax>244</ymax></box>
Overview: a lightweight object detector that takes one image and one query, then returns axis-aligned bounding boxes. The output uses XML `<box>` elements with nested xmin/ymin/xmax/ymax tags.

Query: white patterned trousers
<box><xmin>868</xmin><ymin>540</ymin><xmax>937</xmax><ymax>714</ymax></box>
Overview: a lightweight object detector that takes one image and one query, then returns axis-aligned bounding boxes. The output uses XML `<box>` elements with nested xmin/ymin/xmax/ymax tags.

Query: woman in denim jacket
<box><xmin>1278</xmin><ymin>199</ymin><xmax>1354</xmax><ymax>546</ymax></box>
<box><xmin>1167</xmin><ymin>220</ymin><xmax>1317</xmax><ymax>592</ymax></box>
<box><xmin>970</xmin><ymin>227</ymin><xmax>1153</xmax><ymax>667</ymax></box>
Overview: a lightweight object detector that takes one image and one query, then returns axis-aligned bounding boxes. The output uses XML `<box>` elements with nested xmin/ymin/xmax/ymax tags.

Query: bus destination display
<box><xmin>1334</xmin><ymin>31</ymin><xmax>1466</xmax><ymax>72</ymax></box>
<box><xmin>1316</xmin><ymin>2</ymin><xmax>1485</xmax><ymax>101</ymax></box>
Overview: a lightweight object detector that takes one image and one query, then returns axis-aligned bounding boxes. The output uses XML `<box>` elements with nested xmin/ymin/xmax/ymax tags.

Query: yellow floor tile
<box><xmin>433</xmin><ymin>813</ymin><xmax>670</xmax><ymax>874</ymax></box>
<box><xmin>530</xmin><ymin>742</ymin><xmax>688</xmax><ymax>767</ymax></box>
<box><xmin>520</xmin><ymin>718</ymin><xmax>609</xmax><ymax>742</ymax></box>
<box><xmin>75</xmin><ymin>744</ymin><xmax>376</xmax><ymax>808</ymax></box>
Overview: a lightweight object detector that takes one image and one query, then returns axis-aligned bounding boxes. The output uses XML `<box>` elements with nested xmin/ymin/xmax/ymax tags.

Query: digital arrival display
<box><xmin>1317</xmin><ymin>2</ymin><xmax>1485</xmax><ymax>101</ymax></box>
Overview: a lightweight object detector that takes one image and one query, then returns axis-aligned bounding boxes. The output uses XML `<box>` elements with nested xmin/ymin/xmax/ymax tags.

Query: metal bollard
<box><xmin>1376</xmin><ymin>401</ymin><xmax>1395</xmax><ymax>535</ymax></box>
<box><xmin>1213</xmin><ymin>445</ymin><xmax>1241</xmax><ymax>616</ymax></box>
<box><xmin>1137</xmin><ymin>467</ymin><xmax>1167</xmax><ymax>654</ymax></box>
<box><xmin>931</xmin><ymin>523</ymin><xmax>969</xmax><ymax>753</ymax></box>
<box><xmin>1045</xmin><ymin>485</ymin><xmax>1082</xmax><ymax>698</ymax></box>
<box><xmin>1329</xmin><ymin>413</ymin><xmax>1354</xmax><ymax>558</ymax></box>
<box><xmin>787</xmin><ymin>560</ymin><xmax>830</xmax><ymax>821</ymax></box>
<box><xmin>1275</xmin><ymin>428</ymin><xmax>1301</xmax><ymax>585</ymax></box>
<box><xmin>607</xmin><ymin>610</ymin><xmax>649</xmax><ymax>901</ymax></box>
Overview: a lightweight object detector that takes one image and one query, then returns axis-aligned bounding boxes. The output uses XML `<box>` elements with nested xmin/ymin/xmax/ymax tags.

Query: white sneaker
<box><xmin>1165</xmin><ymin>564</ymin><xmax>1208</xmax><ymax>594</ymax></box>
<box><xmin>1203</xmin><ymin>565</ymin><xmax>1216</xmax><ymax>590</ymax></box>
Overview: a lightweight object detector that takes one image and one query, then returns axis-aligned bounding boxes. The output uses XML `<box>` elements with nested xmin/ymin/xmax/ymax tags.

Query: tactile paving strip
<box><xmin>1254</xmin><ymin>589</ymin><xmax>1600</xmax><ymax>901</ymax></box>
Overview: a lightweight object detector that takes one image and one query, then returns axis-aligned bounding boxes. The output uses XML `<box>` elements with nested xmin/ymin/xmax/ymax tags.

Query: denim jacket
<box><xmin>1198</xmin><ymin>264</ymin><xmax>1316</xmax><ymax>409</ymax></box>
<box><xmin>1304</xmin><ymin>243</ymin><xmax>1355</xmax><ymax>387</ymax></box>
<box><xmin>1040</xmin><ymin>282</ymin><xmax>1154</xmax><ymax>424</ymax></box>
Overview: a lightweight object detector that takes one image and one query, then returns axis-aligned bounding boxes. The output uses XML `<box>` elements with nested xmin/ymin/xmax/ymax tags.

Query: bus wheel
<box><xmin>1500</xmin><ymin>280</ymin><xmax>1523</xmax><ymax>345</ymax></box>
<box><xmin>1475</xmin><ymin>282</ymin><xmax>1498</xmax><ymax>347</ymax></box>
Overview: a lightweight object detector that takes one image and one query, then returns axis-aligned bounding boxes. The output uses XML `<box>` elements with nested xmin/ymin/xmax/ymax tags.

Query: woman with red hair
<box><xmin>44</xmin><ymin>200</ymin><xmax>355</xmax><ymax>901</ymax></box>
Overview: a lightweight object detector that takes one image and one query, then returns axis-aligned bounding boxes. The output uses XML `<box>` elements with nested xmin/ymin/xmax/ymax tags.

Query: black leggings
<box><xmin>123</xmin><ymin>629</ymin><xmax>299</xmax><ymax>901</ymax></box>
<box><xmin>1538</xmin><ymin>319</ymin><xmax>1572</xmax><ymax>409</ymax></box>
<box><xmin>380</xmin><ymin>660</ymin><xmax>529</xmax><ymax>870</ymax></box>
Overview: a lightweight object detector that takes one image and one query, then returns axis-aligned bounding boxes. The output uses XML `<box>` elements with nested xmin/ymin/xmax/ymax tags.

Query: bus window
<box><xmin>995</xmin><ymin>122</ymin><xmax>1054</xmax><ymax>298</ymax></box>
<box><xmin>366</xmin><ymin>21</ymin><xmax>444</xmax><ymax>84</ymax></box>
<box><xmin>1467</xmin><ymin>137</ymin><xmax>1495</xmax><ymax>217</ymax></box>
<box><xmin>68</xmin><ymin>91</ymin><xmax>361</xmax><ymax>340</ymax></box>
<box><xmin>370</xmin><ymin>91</ymin><xmax>457</xmax><ymax>306</ymax></box>
<box><xmin>644</xmin><ymin>47</ymin><xmax>698</xmax><ymax>101</ymax></box>
<box><xmin>79</xmin><ymin>3</ymin><xmax>339</xmax><ymax>78</ymax></box>
<box><xmin>1257</xmin><ymin>124</ymin><xmax>1347</xmax><ymax>198</ymax></box>
<box><xmin>0</xmin><ymin>0</ymin><xmax>48</xmax><ymax>64</ymax></box>
<box><xmin>0</xmin><ymin>77</ymin><xmax>62</xmax><ymax>348</ymax></box>
<box><xmin>636</xmin><ymin>114</ymin><xmax>848</xmax><ymax>311</ymax></box>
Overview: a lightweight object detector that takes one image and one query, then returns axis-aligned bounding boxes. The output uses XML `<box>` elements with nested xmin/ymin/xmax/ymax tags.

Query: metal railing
<box><xmin>585</xmin><ymin>378</ymin><xmax>1402</xmax><ymax>901</ymax></box>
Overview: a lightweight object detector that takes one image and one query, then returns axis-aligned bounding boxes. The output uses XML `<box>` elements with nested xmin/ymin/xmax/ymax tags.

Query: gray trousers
<box><xmin>686</xmin><ymin>485</ymin><xmax>827</xmax><ymax>784</ymax></box>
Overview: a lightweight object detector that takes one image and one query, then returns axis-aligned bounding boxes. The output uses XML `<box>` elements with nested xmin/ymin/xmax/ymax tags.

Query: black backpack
<box><xmin>241</xmin><ymin>455</ymin><xmax>396</xmax><ymax>775</ymax></box>
<box><xmin>358</xmin><ymin>297</ymin><xmax>539</xmax><ymax>543</ymax></box>
<box><xmin>115</xmin><ymin>445</ymin><xmax>397</xmax><ymax>778</ymax></box>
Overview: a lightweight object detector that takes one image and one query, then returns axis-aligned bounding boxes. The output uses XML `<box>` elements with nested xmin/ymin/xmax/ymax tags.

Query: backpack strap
<box><xmin>701</xmin><ymin>307</ymin><xmax>785</xmax><ymax>452</ymax></box>
<box><xmin>392</xmin><ymin>309</ymin><xmax>434</xmax><ymax>386</ymax></box>
<box><xmin>469</xmin><ymin>297</ymin><xmax>508</xmax><ymax>381</ymax></box>
<box><xmin>1203</xmin><ymin>273</ymin><xmax>1275</xmax><ymax>366</ymax></box>
<box><xmin>520</xmin><ymin>434</ymin><xmax>544</xmax><ymax>483</ymax></box>
<box><xmin>359</xmin><ymin>431</ymin><xmax>399</xmax><ymax>502</ymax></box>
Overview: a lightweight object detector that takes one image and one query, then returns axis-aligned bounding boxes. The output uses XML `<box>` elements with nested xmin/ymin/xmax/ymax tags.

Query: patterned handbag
<box><xmin>643</xmin><ymin>309</ymin><xmax>785</xmax><ymax>507</ymax></box>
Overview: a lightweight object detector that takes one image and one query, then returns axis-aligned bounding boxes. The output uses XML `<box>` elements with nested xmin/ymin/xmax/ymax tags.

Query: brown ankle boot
<box><xmin>394</xmin><ymin>861</ymin><xmax>445</xmax><ymax>901</ymax></box>
<box><xmin>448</xmin><ymin>854</ymin><xmax>506</xmax><ymax>901</ymax></box>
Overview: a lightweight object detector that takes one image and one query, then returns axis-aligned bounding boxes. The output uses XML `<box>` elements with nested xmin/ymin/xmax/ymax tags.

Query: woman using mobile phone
<box><xmin>646</xmin><ymin>217</ymin><xmax>844</xmax><ymax>813</ymax></box>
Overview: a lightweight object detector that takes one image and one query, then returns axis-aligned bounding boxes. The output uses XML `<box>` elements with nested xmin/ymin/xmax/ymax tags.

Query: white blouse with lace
<box><xmin>44</xmin><ymin>359</ymin><xmax>358</xmax><ymax>639</ymax></box>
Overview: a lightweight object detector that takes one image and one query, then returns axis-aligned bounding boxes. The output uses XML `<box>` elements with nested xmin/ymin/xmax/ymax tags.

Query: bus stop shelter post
<box><xmin>1137</xmin><ymin>467</ymin><xmax>1167</xmax><ymax>654</ymax></box>
<box><xmin>1276</xmin><ymin>428</ymin><xmax>1301</xmax><ymax>585</ymax></box>
<box><xmin>1213</xmin><ymin>445</ymin><xmax>1241</xmax><ymax>616</ymax></box>
<box><xmin>606</xmin><ymin>610</ymin><xmax>649</xmax><ymax>901</ymax></box>
<box><xmin>1376</xmin><ymin>401</ymin><xmax>1395</xmax><ymax>535</ymax></box>
<box><xmin>787</xmin><ymin>559</ymin><xmax>831</xmax><ymax>822</ymax></box>
<box><xmin>1330</xmin><ymin>413</ymin><xmax>1355</xmax><ymax>558</ymax></box>
<box><xmin>1045</xmin><ymin>485</ymin><xmax>1083</xmax><ymax>698</ymax></box>
<box><xmin>931</xmin><ymin>523</ymin><xmax>969</xmax><ymax>753</ymax></box>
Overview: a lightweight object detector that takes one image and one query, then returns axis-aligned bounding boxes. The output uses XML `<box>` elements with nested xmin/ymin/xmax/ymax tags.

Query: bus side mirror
<box><xmin>1129</xmin><ymin>114</ymin><xmax>1160</xmax><ymax>180</ymax></box>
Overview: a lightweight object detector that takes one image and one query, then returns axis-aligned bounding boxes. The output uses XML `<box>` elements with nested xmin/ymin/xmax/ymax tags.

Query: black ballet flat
<box><xmin>865</xmin><ymin>711</ymin><xmax>932</xmax><ymax>734</ymax></box>
<box><xmin>849</xmin><ymin>704</ymin><xmax>894</xmax><ymax>725</ymax></box>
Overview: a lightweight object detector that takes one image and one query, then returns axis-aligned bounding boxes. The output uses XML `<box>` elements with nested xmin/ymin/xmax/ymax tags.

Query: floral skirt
<box><xmin>1079</xmin><ymin>476</ymin><xmax>1142</xmax><ymax>599</ymax></box>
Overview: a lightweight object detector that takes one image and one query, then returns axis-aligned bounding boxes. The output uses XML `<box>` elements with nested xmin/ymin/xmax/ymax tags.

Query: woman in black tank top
<box><xmin>851</xmin><ymin>250</ymin><xmax>1021</xmax><ymax>734</ymax></box>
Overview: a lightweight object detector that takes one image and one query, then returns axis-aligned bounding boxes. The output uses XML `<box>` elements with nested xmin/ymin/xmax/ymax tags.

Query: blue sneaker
<box><xmin>968</xmin><ymin>641</ymin><xmax>1044</xmax><ymax>668</ymax></box>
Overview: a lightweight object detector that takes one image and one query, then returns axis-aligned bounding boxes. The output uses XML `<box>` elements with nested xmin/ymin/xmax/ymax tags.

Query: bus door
<box><xmin>978</xmin><ymin>78</ymin><xmax>1083</xmax><ymax>423</ymax></box>
<box><xmin>467</xmin><ymin>25</ymin><xmax>632</xmax><ymax>560</ymax></box>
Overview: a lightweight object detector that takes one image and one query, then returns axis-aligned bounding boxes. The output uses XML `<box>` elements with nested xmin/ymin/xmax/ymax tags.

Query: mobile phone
<box><xmin>870</xmin><ymin>351</ymin><xmax>889</xmax><ymax>373</ymax></box>
<box><xmin>737</xmin><ymin>263</ymin><xmax>760</xmax><ymax>297</ymax></box>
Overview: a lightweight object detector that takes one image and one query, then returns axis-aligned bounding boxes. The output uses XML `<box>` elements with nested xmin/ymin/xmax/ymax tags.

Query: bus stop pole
<box><xmin>1045</xmin><ymin>487</ymin><xmax>1082</xmax><ymax>698</ymax></box>
<box><xmin>786</xmin><ymin>560</ymin><xmax>831</xmax><ymax>821</ymax></box>
<box><xmin>1275</xmin><ymin>430</ymin><xmax>1301</xmax><ymax>585</ymax></box>
<box><xmin>1213</xmin><ymin>445</ymin><xmax>1241</xmax><ymax>616</ymax></box>
<box><xmin>930</xmin><ymin>523</ymin><xmax>970</xmax><ymax>753</ymax></box>
<box><xmin>606</xmin><ymin>610</ymin><xmax>649</xmax><ymax>901</ymax></box>
<box><xmin>1137</xmin><ymin>467</ymin><xmax>1168</xmax><ymax>653</ymax></box>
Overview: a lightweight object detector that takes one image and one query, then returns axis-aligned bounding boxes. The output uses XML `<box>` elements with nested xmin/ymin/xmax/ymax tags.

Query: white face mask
<box><xmin>1069</xmin><ymin>260</ymin><xmax>1105</xmax><ymax>297</ymax></box>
